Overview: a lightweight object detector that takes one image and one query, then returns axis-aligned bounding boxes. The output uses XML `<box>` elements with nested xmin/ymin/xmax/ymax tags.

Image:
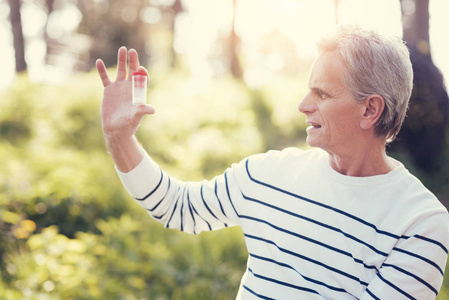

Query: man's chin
<box><xmin>306</xmin><ymin>137</ymin><xmax>319</xmax><ymax>148</ymax></box>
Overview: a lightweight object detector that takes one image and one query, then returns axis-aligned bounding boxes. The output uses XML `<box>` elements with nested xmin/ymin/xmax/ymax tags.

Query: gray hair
<box><xmin>317</xmin><ymin>26</ymin><xmax>413</xmax><ymax>143</ymax></box>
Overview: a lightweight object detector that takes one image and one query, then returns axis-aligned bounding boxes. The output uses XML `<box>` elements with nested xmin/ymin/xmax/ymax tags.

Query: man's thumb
<box><xmin>136</xmin><ymin>104</ymin><xmax>155</xmax><ymax>118</ymax></box>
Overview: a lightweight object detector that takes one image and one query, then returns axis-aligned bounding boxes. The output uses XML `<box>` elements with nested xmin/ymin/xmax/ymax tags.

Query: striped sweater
<box><xmin>117</xmin><ymin>147</ymin><xmax>449</xmax><ymax>299</ymax></box>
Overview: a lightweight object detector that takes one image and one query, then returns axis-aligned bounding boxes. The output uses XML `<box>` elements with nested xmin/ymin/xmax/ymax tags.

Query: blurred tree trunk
<box><xmin>391</xmin><ymin>0</ymin><xmax>449</xmax><ymax>171</ymax></box>
<box><xmin>401</xmin><ymin>0</ymin><xmax>429</xmax><ymax>44</ymax></box>
<box><xmin>229</xmin><ymin>0</ymin><xmax>242</xmax><ymax>79</ymax></box>
<box><xmin>334</xmin><ymin>0</ymin><xmax>340</xmax><ymax>24</ymax></box>
<box><xmin>43</xmin><ymin>0</ymin><xmax>55</xmax><ymax>65</ymax></box>
<box><xmin>8</xmin><ymin>0</ymin><xmax>27</xmax><ymax>73</ymax></box>
<box><xmin>168</xmin><ymin>0</ymin><xmax>183</xmax><ymax>68</ymax></box>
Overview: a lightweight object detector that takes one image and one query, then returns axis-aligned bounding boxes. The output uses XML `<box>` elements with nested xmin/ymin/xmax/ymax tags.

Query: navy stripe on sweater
<box><xmin>200</xmin><ymin>184</ymin><xmax>227</xmax><ymax>227</ymax></box>
<box><xmin>135</xmin><ymin>168</ymin><xmax>164</xmax><ymax>201</ymax></box>
<box><xmin>415</xmin><ymin>234</ymin><xmax>448</xmax><ymax>254</ymax></box>
<box><xmin>247</xmin><ymin>267</ymin><xmax>322</xmax><ymax>296</ymax></box>
<box><xmin>213</xmin><ymin>179</ymin><xmax>229</xmax><ymax>226</ymax></box>
<box><xmin>382</xmin><ymin>263</ymin><xmax>437</xmax><ymax>295</ymax></box>
<box><xmin>242</xmin><ymin>285</ymin><xmax>275</xmax><ymax>300</ymax></box>
<box><xmin>378</xmin><ymin>273</ymin><xmax>415</xmax><ymax>299</ymax></box>
<box><xmin>224</xmin><ymin>171</ymin><xmax>239</xmax><ymax>217</ymax></box>
<box><xmin>365</xmin><ymin>288</ymin><xmax>380</xmax><ymax>300</ymax></box>
<box><xmin>188</xmin><ymin>187</ymin><xmax>212</xmax><ymax>231</ymax></box>
<box><xmin>244</xmin><ymin>233</ymin><xmax>369</xmax><ymax>286</ymax></box>
<box><xmin>249</xmin><ymin>253</ymin><xmax>356</xmax><ymax>295</ymax></box>
<box><xmin>392</xmin><ymin>247</ymin><xmax>444</xmax><ymax>276</ymax></box>
<box><xmin>187</xmin><ymin>190</ymin><xmax>198</xmax><ymax>234</ymax></box>
<box><xmin>165</xmin><ymin>185</ymin><xmax>184</xmax><ymax>229</ymax></box>
<box><xmin>241</xmin><ymin>213</ymin><xmax>378</xmax><ymax>272</ymax></box>
<box><xmin>146</xmin><ymin>177</ymin><xmax>171</xmax><ymax>212</ymax></box>
<box><xmin>241</xmin><ymin>193</ymin><xmax>388</xmax><ymax>257</ymax></box>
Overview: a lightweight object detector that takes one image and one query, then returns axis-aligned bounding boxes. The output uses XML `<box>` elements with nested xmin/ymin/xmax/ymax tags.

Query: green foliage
<box><xmin>1</xmin><ymin>217</ymin><xmax>246</xmax><ymax>299</ymax></box>
<box><xmin>436</xmin><ymin>260</ymin><xmax>449</xmax><ymax>299</ymax></box>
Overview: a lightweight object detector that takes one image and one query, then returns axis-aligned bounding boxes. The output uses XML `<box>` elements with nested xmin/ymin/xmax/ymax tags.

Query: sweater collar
<box><xmin>317</xmin><ymin>149</ymin><xmax>407</xmax><ymax>186</ymax></box>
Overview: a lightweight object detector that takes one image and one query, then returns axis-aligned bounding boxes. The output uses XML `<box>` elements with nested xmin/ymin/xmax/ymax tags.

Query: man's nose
<box><xmin>298</xmin><ymin>92</ymin><xmax>316</xmax><ymax>114</ymax></box>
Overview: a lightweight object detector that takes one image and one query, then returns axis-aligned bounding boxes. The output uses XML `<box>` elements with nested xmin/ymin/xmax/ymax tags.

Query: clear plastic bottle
<box><xmin>132</xmin><ymin>71</ymin><xmax>149</xmax><ymax>105</ymax></box>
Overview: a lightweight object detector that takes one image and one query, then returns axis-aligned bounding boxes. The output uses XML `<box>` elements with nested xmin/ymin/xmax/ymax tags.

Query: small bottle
<box><xmin>132</xmin><ymin>71</ymin><xmax>149</xmax><ymax>105</ymax></box>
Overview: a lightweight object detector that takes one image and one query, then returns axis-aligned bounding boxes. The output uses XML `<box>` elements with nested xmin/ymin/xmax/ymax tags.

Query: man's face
<box><xmin>298</xmin><ymin>51</ymin><xmax>364</xmax><ymax>154</ymax></box>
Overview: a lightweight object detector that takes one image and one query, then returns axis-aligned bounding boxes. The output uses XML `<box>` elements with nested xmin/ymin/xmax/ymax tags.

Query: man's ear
<box><xmin>360</xmin><ymin>94</ymin><xmax>385</xmax><ymax>130</ymax></box>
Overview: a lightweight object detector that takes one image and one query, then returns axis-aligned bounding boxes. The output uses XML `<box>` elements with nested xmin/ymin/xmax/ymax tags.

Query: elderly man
<box><xmin>96</xmin><ymin>26</ymin><xmax>449</xmax><ymax>299</ymax></box>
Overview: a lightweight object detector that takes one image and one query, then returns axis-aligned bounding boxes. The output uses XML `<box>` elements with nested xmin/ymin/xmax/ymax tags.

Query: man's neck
<box><xmin>326</xmin><ymin>140</ymin><xmax>396</xmax><ymax>177</ymax></box>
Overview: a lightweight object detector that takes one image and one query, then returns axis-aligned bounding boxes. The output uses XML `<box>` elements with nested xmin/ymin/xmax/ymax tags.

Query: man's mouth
<box><xmin>308</xmin><ymin>122</ymin><xmax>322</xmax><ymax>129</ymax></box>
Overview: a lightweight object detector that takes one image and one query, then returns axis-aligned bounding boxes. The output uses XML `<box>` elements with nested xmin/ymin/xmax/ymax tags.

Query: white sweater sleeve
<box><xmin>360</xmin><ymin>211</ymin><xmax>449</xmax><ymax>300</ymax></box>
<box><xmin>116</xmin><ymin>149</ymin><xmax>242</xmax><ymax>234</ymax></box>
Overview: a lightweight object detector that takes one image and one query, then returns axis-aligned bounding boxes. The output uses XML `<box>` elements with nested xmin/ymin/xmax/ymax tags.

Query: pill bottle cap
<box><xmin>132</xmin><ymin>71</ymin><xmax>148</xmax><ymax>77</ymax></box>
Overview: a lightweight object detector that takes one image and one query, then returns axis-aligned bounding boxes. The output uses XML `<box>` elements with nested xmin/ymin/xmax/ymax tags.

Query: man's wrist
<box><xmin>103</xmin><ymin>129</ymin><xmax>131</xmax><ymax>148</ymax></box>
<box><xmin>102</xmin><ymin>132</ymin><xmax>143</xmax><ymax>173</ymax></box>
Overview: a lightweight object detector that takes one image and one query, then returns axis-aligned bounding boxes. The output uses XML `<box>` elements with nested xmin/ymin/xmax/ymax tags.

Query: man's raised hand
<box><xmin>96</xmin><ymin>47</ymin><xmax>154</xmax><ymax>141</ymax></box>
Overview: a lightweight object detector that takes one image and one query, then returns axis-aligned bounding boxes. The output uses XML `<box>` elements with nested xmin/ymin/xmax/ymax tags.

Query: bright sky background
<box><xmin>0</xmin><ymin>0</ymin><xmax>448</xmax><ymax>90</ymax></box>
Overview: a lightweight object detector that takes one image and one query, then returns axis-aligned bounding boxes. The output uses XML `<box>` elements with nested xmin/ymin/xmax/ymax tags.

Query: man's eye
<box><xmin>313</xmin><ymin>90</ymin><xmax>322</xmax><ymax>98</ymax></box>
<box><xmin>319</xmin><ymin>92</ymin><xmax>328</xmax><ymax>99</ymax></box>
<box><xmin>311</xmin><ymin>88</ymin><xmax>330</xmax><ymax>99</ymax></box>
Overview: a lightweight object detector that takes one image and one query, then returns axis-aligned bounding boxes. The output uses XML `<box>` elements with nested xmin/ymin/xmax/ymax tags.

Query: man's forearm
<box><xmin>104</xmin><ymin>134</ymin><xmax>144</xmax><ymax>173</ymax></box>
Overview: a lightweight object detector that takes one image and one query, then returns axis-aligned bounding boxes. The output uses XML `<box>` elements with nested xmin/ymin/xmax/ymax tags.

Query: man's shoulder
<box><xmin>248</xmin><ymin>147</ymin><xmax>325</xmax><ymax>163</ymax></box>
<box><xmin>388</xmin><ymin>166</ymin><xmax>448</xmax><ymax>220</ymax></box>
<box><xmin>238</xmin><ymin>147</ymin><xmax>325</xmax><ymax>180</ymax></box>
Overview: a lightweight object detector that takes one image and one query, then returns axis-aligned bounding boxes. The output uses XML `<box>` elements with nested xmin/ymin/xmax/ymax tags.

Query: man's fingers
<box><xmin>136</xmin><ymin>66</ymin><xmax>150</xmax><ymax>87</ymax></box>
<box><xmin>128</xmin><ymin>49</ymin><xmax>140</xmax><ymax>80</ymax></box>
<box><xmin>137</xmin><ymin>66</ymin><xmax>149</xmax><ymax>75</ymax></box>
<box><xmin>96</xmin><ymin>59</ymin><xmax>111</xmax><ymax>87</ymax></box>
<box><xmin>116</xmin><ymin>46</ymin><xmax>128</xmax><ymax>81</ymax></box>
